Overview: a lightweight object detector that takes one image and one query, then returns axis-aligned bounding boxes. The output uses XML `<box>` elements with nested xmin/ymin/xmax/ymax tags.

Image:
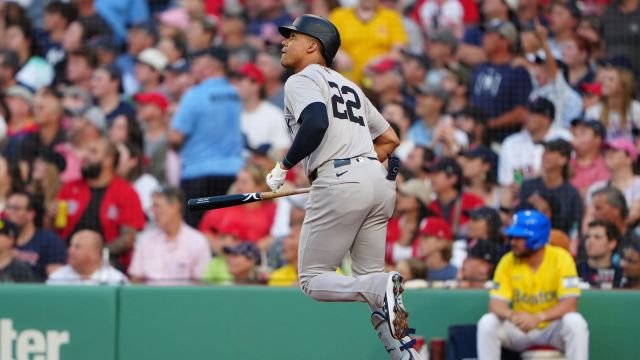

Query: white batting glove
<box><xmin>266</xmin><ymin>162</ymin><xmax>288</xmax><ymax>192</ymax></box>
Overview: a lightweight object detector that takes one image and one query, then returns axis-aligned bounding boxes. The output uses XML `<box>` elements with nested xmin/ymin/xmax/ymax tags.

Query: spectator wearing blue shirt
<box><xmin>95</xmin><ymin>0</ymin><xmax>149</xmax><ymax>44</ymax></box>
<box><xmin>169</xmin><ymin>47</ymin><xmax>244</xmax><ymax>227</ymax></box>
<box><xmin>6</xmin><ymin>192</ymin><xmax>67</xmax><ymax>282</ymax></box>
<box><xmin>408</xmin><ymin>84</ymin><xmax>448</xmax><ymax>148</ymax></box>
<box><xmin>458</xmin><ymin>0</ymin><xmax>514</xmax><ymax>67</ymax></box>
<box><xmin>470</xmin><ymin>20</ymin><xmax>532</xmax><ymax>143</ymax></box>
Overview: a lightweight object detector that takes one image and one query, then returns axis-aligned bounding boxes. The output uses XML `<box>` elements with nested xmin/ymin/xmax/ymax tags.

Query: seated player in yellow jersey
<box><xmin>477</xmin><ymin>210</ymin><xmax>589</xmax><ymax>360</ymax></box>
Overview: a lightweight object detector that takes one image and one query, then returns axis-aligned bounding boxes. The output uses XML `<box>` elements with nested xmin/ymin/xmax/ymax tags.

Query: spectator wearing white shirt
<box><xmin>499</xmin><ymin>98</ymin><xmax>572</xmax><ymax>187</ymax></box>
<box><xmin>47</xmin><ymin>230</ymin><xmax>128</xmax><ymax>285</ymax></box>
<box><xmin>232</xmin><ymin>62</ymin><xmax>291</xmax><ymax>158</ymax></box>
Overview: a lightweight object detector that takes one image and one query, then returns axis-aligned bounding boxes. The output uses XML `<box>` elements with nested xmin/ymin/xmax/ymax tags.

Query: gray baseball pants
<box><xmin>298</xmin><ymin>157</ymin><xmax>396</xmax><ymax>309</ymax></box>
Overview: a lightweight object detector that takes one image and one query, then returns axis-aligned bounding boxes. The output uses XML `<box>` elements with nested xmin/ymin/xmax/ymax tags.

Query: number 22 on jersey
<box><xmin>328</xmin><ymin>81</ymin><xmax>364</xmax><ymax>126</ymax></box>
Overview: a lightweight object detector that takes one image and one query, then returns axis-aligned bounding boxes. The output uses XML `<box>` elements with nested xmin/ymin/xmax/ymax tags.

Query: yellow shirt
<box><xmin>329</xmin><ymin>7</ymin><xmax>407</xmax><ymax>84</ymax></box>
<box><xmin>268</xmin><ymin>264</ymin><xmax>298</xmax><ymax>287</ymax></box>
<box><xmin>490</xmin><ymin>245</ymin><xmax>581</xmax><ymax>328</ymax></box>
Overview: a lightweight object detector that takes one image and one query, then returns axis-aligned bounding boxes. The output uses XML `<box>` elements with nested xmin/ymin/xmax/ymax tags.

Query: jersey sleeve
<box><xmin>284</xmin><ymin>75</ymin><xmax>325</xmax><ymax>121</ymax></box>
<box><xmin>556</xmin><ymin>250</ymin><xmax>581</xmax><ymax>299</ymax></box>
<box><xmin>364</xmin><ymin>96</ymin><xmax>390</xmax><ymax>139</ymax></box>
<box><xmin>489</xmin><ymin>255</ymin><xmax>513</xmax><ymax>302</ymax></box>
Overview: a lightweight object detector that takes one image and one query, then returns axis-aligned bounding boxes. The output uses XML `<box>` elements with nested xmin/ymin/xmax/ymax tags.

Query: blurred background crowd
<box><xmin>0</xmin><ymin>0</ymin><xmax>638</xmax><ymax>291</ymax></box>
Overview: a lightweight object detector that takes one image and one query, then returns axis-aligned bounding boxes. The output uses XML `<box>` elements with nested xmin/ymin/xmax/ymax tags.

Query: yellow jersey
<box><xmin>268</xmin><ymin>264</ymin><xmax>298</xmax><ymax>287</ymax></box>
<box><xmin>490</xmin><ymin>245</ymin><xmax>581</xmax><ymax>328</ymax></box>
<box><xmin>329</xmin><ymin>7</ymin><xmax>407</xmax><ymax>84</ymax></box>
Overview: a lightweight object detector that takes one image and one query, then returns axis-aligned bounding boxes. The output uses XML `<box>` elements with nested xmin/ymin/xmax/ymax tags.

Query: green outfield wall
<box><xmin>0</xmin><ymin>286</ymin><xmax>637</xmax><ymax>360</ymax></box>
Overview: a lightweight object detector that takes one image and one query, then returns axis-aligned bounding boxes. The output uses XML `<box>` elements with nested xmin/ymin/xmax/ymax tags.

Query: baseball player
<box><xmin>477</xmin><ymin>210</ymin><xmax>589</xmax><ymax>359</ymax></box>
<box><xmin>265</xmin><ymin>15</ymin><xmax>422</xmax><ymax>360</ymax></box>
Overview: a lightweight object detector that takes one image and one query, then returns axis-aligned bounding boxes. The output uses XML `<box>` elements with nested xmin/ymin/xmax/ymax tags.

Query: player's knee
<box><xmin>477</xmin><ymin>313</ymin><xmax>500</xmax><ymax>335</ymax></box>
<box><xmin>561</xmin><ymin>312</ymin><xmax>589</xmax><ymax>335</ymax></box>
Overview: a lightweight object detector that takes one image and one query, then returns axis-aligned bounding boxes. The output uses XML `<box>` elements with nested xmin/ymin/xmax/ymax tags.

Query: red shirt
<box><xmin>56</xmin><ymin>177</ymin><xmax>146</xmax><ymax>263</ymax></box>
<box><xmin>199</xmin><ymin>202</ymin><xmax>276</xmax><ymax>243</ymax></box>
<box><xmin>570</xmin><ymin>155</ymin><xmax>611</xmax><ymax>196</ymax></box>
<box><xmin>428</xmin><ymin>192</ymin><xmax>484</xmax><ymax>231</ymax></box>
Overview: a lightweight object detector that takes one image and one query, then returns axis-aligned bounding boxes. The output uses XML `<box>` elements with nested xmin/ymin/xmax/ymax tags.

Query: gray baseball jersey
<box><xmin>283</xmin><ymin>64</ymin><xmax>390</xmax><ymax>176</ymax></box>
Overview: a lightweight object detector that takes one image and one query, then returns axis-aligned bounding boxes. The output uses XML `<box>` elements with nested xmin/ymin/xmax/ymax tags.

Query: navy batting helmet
<box><xmin>279</xmin><ymin>14</ymin><xmax>341</xmax><ymax>67</ymax></box>
<box><xmin>503</xmin><ymin>210</ymin><xmax>550</xmax><ymax>250</ymax></box>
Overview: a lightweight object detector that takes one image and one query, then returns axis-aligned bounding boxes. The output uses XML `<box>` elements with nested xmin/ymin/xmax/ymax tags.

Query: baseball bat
<box><xmin>187</xmin><ymin>187</ymin><xmax>311</xmax><ymax>212</ymax></box>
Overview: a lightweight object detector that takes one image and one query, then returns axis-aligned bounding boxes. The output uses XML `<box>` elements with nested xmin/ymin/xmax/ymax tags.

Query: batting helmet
<box><xmin>503</xmin><ymin>210</ymin><xmax>550</xmax><ymax>250</ymax></box>
<box><xmin>279</xmin><ymin>14</ymin><xmax>341</xmax><ymax>67</ymax></box>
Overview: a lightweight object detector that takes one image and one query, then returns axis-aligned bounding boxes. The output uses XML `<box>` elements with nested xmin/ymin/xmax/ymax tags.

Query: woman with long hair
<box><xmin>561</xmin><ymin>34</ymin><xmax>595</xmax><ymax>91</ymax></box>
<box><xmin>585</xmin><ymin>66</ymin><xmax>640</xmax><ymax>140</ymax></box>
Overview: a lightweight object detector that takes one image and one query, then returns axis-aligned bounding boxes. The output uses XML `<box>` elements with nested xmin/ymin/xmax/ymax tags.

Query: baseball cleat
<box><xmin>384</xmin><ymin>272</ymin><xmax>410</xmax><ymax>340</ymax></box>
<box><xmin>371</xmin><ymin>312</ymin><xmax>423</xmax><ymax>360</ymax></box>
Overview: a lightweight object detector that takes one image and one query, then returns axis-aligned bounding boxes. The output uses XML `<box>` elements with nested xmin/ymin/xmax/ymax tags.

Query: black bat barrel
<box><xmin>187</xmin><ymin>192</ymin><xmax>263</xmax><ymax>212</ymax></box>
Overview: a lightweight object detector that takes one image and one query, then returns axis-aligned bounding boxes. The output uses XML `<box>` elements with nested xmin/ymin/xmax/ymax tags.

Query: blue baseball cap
<box><xmin>223</xmin><ymin>242</ymin><xmax>261</xmax><ymax>265</ymax></box>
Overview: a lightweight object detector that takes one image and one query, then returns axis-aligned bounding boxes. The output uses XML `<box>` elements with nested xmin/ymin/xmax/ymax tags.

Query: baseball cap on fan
<box><xmin>223</xmin><ymin>242</ymin><xmax>261</xmax><ymax>265</ymax></box>
<box><xmin>235</xmin><ymin>62</ymin><xmax>266</xmax><ymax>85</ymax></box>
<box><xmin>137</xmin><ymin>48</ymin><xmax>168</xmax><ymax>73</ymax></box>
<box><xmin>419</xmin><ymin>217</ymin><xmax>452</xmax><ymax>240</ymax></box>
<box><xmin>369</xmin><ymin>57</ymin><xmax>401</xmax><ymax>74</ymax></box>
<box><xmin>605</xmin><ymin>137</ymin><xmax>638</xmax><ymax>160</ymax></box>
<box><xmin>484</xmin><ymin>19</ymin><xmax>518</xmax><ymax>49</ymax></box>
<box><xmin>133</xmin><ymin>91</ymin><xmax>169</xmax><ymax>112</ymax></box>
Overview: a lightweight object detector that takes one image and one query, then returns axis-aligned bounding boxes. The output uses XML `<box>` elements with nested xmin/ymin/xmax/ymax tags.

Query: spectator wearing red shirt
<box><xmin>56</xmin><ymin>137</ymin><xmax>145</xmax><ymax>270</ymax></box>
<box><xmin>199</xmin><ymin>163</ymin><xmax>276</xmax><ymax>253</ymax></box>
<box><xmin>428</xmin><ymin>157</ymin><xmax>484</xmax><ymax>238</ymax></box>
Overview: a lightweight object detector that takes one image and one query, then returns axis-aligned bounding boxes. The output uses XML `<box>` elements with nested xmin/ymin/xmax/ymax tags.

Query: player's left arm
<box><xmin>373</xmin><ymin>127</ymin><xmax>400</xmax><ymax>163</ymax></box>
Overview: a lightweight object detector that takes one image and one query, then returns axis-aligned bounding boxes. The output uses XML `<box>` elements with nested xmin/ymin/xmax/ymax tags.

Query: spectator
<box><xmin>65</xmin><ymin>47</ymin><xmax>98</xmax><ymax>90</ymax></box>
<box><xmin>417</xmin><ymin>0</ymin><xmax>464</xmax><ymax>38</ymax></box>
<box><xmin>408</xmin><ymin>84</ymin><xmax>450</xmax><ymax>149</ymax></box>
<box><xmin>116</xmin><ymin>21</ymin><xmax>156</xmax><ymax>95</ymax></box>
<box><xmin>466</xmin><ymin>207</ymin><xmax>504</xmax><ymax>246</ymax></box>
<box><xmin>498</xmin><ymin>98</ymin><xmax>572</xmax><ymax>187</ymax></box>
<box><xmin>245</xmin><ymin>0</ymin><xmax>293</xmax><ymax>46</ymax></box>
<box><xmin>602</xmin><ymin>0</ymin><xmax>640</xmax><ymax>71</ymax></box>
<box><xmin>427</xmin><ymin>157</ymin><xmax>484</xmax><ymax>238</ymax></box>
<box><xmin>40</xmin><ymin>1</ymin><xmax>78</xmax><ymax>68</ymax></box>
<box><xmin>477</xmin><ymin>210</ymin><xmax>588</xmax><ymax>360</ymax></box>
<box><xmin>470</xmin><ymin>19</ymin><xmax>532</xmax><ymax>143</ymax></box>
<box><xmin>0</xmin><ymin>219</ymin><xmax>35</xmax><ymax>283</ymax></box>
<box><xmin>188</xmin><ymin>16</ymin><xmax>216</xmax><ymax>53</ymax></box>
<box><xmin>115</xmin><ymin>142</ymin><xmax>160</xmax><ymax>220</ymax></box>
<box><xmin>394</xmin><ymin>257</ymin><xmax>428</xmax><ymax>289</ymax></box>
<box><xmin>586</xmin><ymin>138</ymin><xmax>640</xmax><ymax>226</ymax></box>
<box><xmin>202</xmin><ymin>224</ymin><xmax>240</xmax><ymax>285</ymax></box>
<box><xmin>453</xmin><ymin>106</ymin><xmax>490</xmax><ymax>149</ymax></box>
<box><xmin>26</xmin><ymin>148</ymin><xmax>66</xmax><ymax>228</ymax></box>
<box><xmin>458</xmin><ymin>0</ymin><xmax>513</xmax><ymax>66</ymax></box>
<box><xmin>442</xmin><ymin>64</ymin><xmax>471</xmax><ymax>114</ymax></box>
<box><xmin>129</xmin><ymin>187</ymin><xmax>210</xmax><ymax>285</ymax></box>
<box><xmin>382</xmin><ymin>101</ymin><xmax>415</xmax><ymax>161</ymax></box>
<box><xmin>17</xmin><ymin>86</ymin><xmax>66</xmax><ymax>174</ymax></box>
<box><xmin>7</xmin><ymin>191</ymin><xmax>67</xmax><ymax>281</ymax></box>
<box><xmin>621</xmin><ymin>240</ymin><xmax>640</xmax><ymax>289</ymax></box>
<box><xmin>91</xmin><ymin>64</ymin><xmax>135</xmax><ymax>127</ymax></box>
<box><xmin>0</xmin><ymin>49</ymin><xmax>21</xmax><ymax>91</ymax></box>
<box><xmin>224</xmin><ymin>241</ymin><xmax>263</xmax><ymax>285</ymax></box>
<box><xmin>133</xmin><ymin>91</ymin><xmax>170</xmax><ymax>182</ymax></box>
<box><xmin>519</xmin><ymin>139</ymin><xmax>583</xmax><ymax>235</ymax></box>
<box><xmin>157</xmin><ymin>33</ymin><xmax>187</xmax><ymax>67</ymax></box>
<box><xmin>585</xmin><ymin>64</ymin><xmax>640</xmax><ymax>140</ymax></box>
<box><xmin>135</xmin><ymin>47</ymin><xmax>168</xmax><ymax>94</ymax></box>
<box><xmin>399</xmin><ymin>48</ymin><xmax>428</xmax><ymax>100</ymax></box>
<box><xmin>256</xmin><ymin>50</ymin><xmax>285</xmax><ymax>109</ymax></box>
<box><xmin>233</xmin><ymin>62</ymin><xmax>290</xmax><ymax>157</ymax></box>
<box><xmin>459</xmin><ymin>146</ymin><xmax>500</xmax><ymax>208</ymax></box>
<box><xmin>94</xmin><ymin>0</ymin><xmax>149</xmax><ymax>44</ymax></box>
<box><xmin>199</xmin><ymin>163</ymin><xmax>276</xmax><ymax>251</ymax></box>
<box><xmin>368</xmin><ymin>58</ymin><xmax>408</xmax><ymax>109</ymax></box>
<box><xmin>0</xmin><ymin>155</ymin><xmax>24</xmax><ymax>213</ymax></box>
<box><xmin>221</xmin><ymin>12</ymin><xmax>258</xmax><ymax>69</ymax></box>
<box><xmin>528</xmin><ymin>22</ymin><xmax>583</xmax><ymax>129</ymax></box>
<box><xmin>3</xmin><ymin>85</ymin><xmax>36</xmax><ymax>161</ymax></box>
<box><xmin>56</xmin><ymin>137</ymin><xmax>145</xmax><ymax>269</ymax></box>
<box><xmin>57</xmin><ymin>106</ymin><xmax>106</xmax><ymax>183</ymax></box>
<box><xmin>61</xmin><ymin>85</ymin><xmax>92</xmax><ymax>113</ymax></box>
<box><xmin>562</xmin><ymin>34</ymin><xmax>596</xmax><ymax>91</ymax></box>
<box><xmin>164</xmin><ymin>61</ymin><xmax>193</xmax><ymax>102</ymax></box>
<box><xmin>569</xmin><ymin>119</ymin><xmax>610</xmax><ymax>197</ymax></box>
<box><xmin>577</xmin><ymin>219</ymin><xmax>623</xmax><ymax>289</ymax></box>
<box><xmin>547</xmin><ymin>1</ymin><xmax>581</xmax><ymax>57</ymax></box>
<box><xmin>417</xmin><ymin>216</ymin><xmax>458</xmax><ymax>281</ymax></box>
<box><xmin>458</xmin><ymin>240</ymin><xmax>498</xmax><ymax>289</ymax></box>
<box><xmin>330</xmin><ymin>0</ymin><xmax>407</xmax><ymax>84</ymax></box>
<box><xmin>47</xmin><ymin>229</ymin><xmax>128</xmax><ymax>285</ymax></box>
<box><xmin>73</xmin><ymin>0</ymin><xmax>113</xmax><ymax>43</ymax></box>
<box><xmin>169</xmin><ymin>47</ymin><xmax>243</xmax><ymax>227</ymax></box>
<box><xmin>108</xmin><ymin>113</ymin><xmax>143</xmax><ymax>149</ymax></box>
<box><xmin>268</xmin><ymin>223</ymin><xmax>300</xmax><ymax>286</ymax></box>
<box><xmin>156</xmin><ymin>8</ymin><xmax>190</xmax><ymax>39</ymax></box>
<box><xmin>403</xmin><ymin>145</ymin><xmax>434</xmax><ymax>179</ymax></box>
<box><xmin>425</xmin><ymin>28</ymin><xmax>459</xmax><ymax>88</ymax></box>
<box><xmin>4</xmin><ymin>20</ymin><xmax>55</xmax><ymax>90</ymax></box>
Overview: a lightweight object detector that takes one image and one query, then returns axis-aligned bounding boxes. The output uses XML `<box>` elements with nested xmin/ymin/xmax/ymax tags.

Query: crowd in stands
<box><xmin>0</xmin><ymin>0</ymin><xmax>638</xmax><ymax>294</ymax></box>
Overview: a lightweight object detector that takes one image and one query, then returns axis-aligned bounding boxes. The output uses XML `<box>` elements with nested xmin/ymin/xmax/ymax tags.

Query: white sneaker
<box><xmin>371</xmin><ymin>311</ymin><xmax>423</xmax><ymax>360</ymax></box>
<box><xmin>384</xmin><ymin>272</ymin><xmax>409</xmax><ymax>340</ymax></box>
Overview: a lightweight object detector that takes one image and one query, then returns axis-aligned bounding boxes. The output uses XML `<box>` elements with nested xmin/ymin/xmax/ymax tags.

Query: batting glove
<box><xmin>266</xmin><ymin>162</ymin><xmax>288</xmax><ymax>192</ymax></box>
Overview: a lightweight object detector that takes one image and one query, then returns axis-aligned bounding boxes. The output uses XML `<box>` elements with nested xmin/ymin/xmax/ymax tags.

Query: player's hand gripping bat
<box><xmin>187</xmin><ymin>187</ymin><xmax>310</xmax><ymax>212</ymax></box>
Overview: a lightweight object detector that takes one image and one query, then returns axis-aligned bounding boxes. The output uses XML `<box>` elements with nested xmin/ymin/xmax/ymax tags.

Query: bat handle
<box><xmin>260</xmin><ymin>187</ymin><xmax>311</xmax><ymax>200</ymax></box>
